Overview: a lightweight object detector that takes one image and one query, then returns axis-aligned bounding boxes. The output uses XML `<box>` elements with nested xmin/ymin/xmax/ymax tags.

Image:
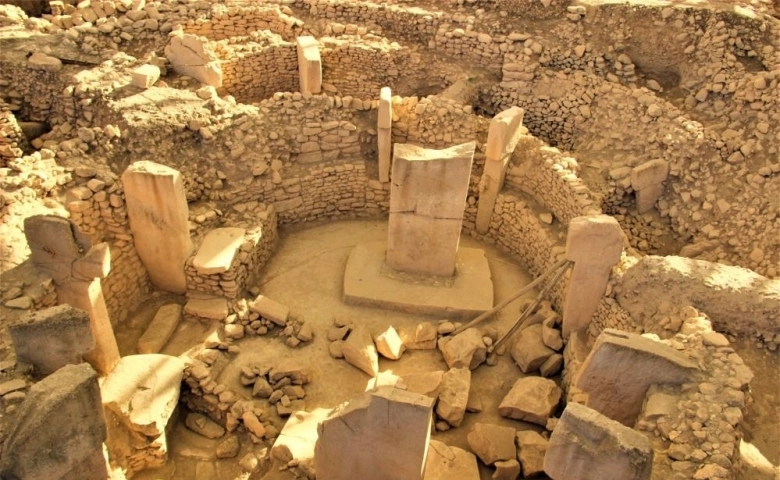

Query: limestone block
<box><xmin>342</xmin><ymin>327</ymin><xmax>379</xmax><ymax>377</ymax></box>
<box><xmin>101</xmin><ymin>355</ymin><xmax>185</xmax><ymax>475</ymax></box>
<box><xmin>72</xmin><ymin>242</ymin><xmax>111</xmax><ymax>280</ymax></box>
<box><xmin>424</xmin><ymin>440</ymin><xmax>480</xmax><ymax>480</ymax></box>
<box><xmin>397</xmin><ymin>370</ymin><xmax>445</xmax><ymax>399</ymax></box>
<box><xmin>493</xmin><ymin>459</ymin><xmax>521</xmax><ymax>480</ymax></box>
<box><xmin>439</xmin><ymin>328</ymin><xmax>487</xmax><ymax>370</ymax></box>
<box><xmin>192</xmin><ymin>228</ymin><xmax>245</xmax><ymax>275</ymax></box>
<box><xmin>543</xmin><ymin>403</ymin><xmax>653</xmax><ymax>480</ymax></box>
<box><xmin>635</xmin><ymin>183</ymin><xmax>664</xmax><ymax>213</ymax></box>
<box><xmin>122</xmin><ymin>161</ymin><xmax>193</xmax><ymax>294</ymax></box>
<box><xmin>386</xmin><ymin>142</ymin><xmax>476</xmax><ymax>277</ymax></box>
<box><xmin>184</xmin><ymin>296</ymin><xmax>228</xmax><ymax>320</ymax></box>
<box><xmin>574</xmin><ymin>329</ymin><xmax>697</xmax><ymax>425</ymax></box>
<box><xmin>296</xmin><ymin>36</ymin><xmax>322</xmax><ymax>94</ymax></box>
<box><xmin>9</xmin><ymin>305</ymin><xmax>94</xmax><ymax>375</ymax></box>
<box><xmin>402</xmin><ymin>322</ymin><xmax>438</xmax><ymax>349</ymax></box>
<box><xmin>374</xmin><ymin>325</ymin><xmax>405</xmax><ymax>360</ymax></box>
<box><xmin>131</xmin><ymin>64</ymin><xmax>161</xmax><ymax>88</ymax></box>
<box><xmin>467</xmin><ymin>422</ymin><xmax>516</xmax><ymax>465</ymax></box>
<box><xmin>24</xmin><ymin>215</ymin><xmax>91</xmax><ymax>283</ymax></box>
<box><xmin>436</xmin><ymin>367</ymin><xmax>471</xmax><ymax>427</ymax></box>
<box><xmin>249</xmin><ymin>294</ymin><xmax>289</xmax><ymax>325</ymax></box>
<box><xmin>186</xmin><ymin>413</ymin><xmax>226</xmax><ymax>439</ymax></box>
<box><xmin>164</xmin><ymin>34</ymin><xmax>222</xmax><ymax>87</ymax></box>
<box><xmin>485</xmin><ymin>107</ymin><xmax>525</xmax><ymax>162</ymax></box>
<box><xmin>137</xmin><ymin>304</ymin><xmax>182</xmax><ymax>354</ymax></box>
<box><xmin>630</xmin><ymin>159</ymin><xmax>669</xmax><ymax>191</ymax></box>
<box><xmin>271</xmin><ymin>408</ymin><xmax>332</xmax><ymax>468</ymax></box>
<box><xmin>28</xmin><ymin>52</ymin><xmax>62</xmax><ymax>71</ymax></box>
<box><xmin>378</xmin><ymin>86</ymin><xmax>393</xmax><ymax>129</ymax></box>
<box><xmin>315</xmin><ymin>386</ymin><xmax>434</xmax><ymax>480</ymax></box>
<box><xmin>563</xmin><ymin>215</ymin><xmax>624</xmax><ymax>337</ymax></box>
<box><xmin>510</xmin><ymin>323</ymin><xmax>555</xmax><ymax>374</ymax></box>
<box><xmin>498</xmin><ymin>377</ymin><xmax>561</xmax><ymax>426</ymax></box>
<box><xmin>516</xmin><ymin>430</ymin><xmax>548</xmax><ymax>477</ymax></box>
<box><xmin>0</xmin><ymin>363</ymin><xmax>107</xmax><ymax>480</ymax></box>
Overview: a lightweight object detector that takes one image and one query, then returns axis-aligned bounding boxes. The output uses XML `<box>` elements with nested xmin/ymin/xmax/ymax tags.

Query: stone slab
<box><xmin>137</xmin><ymin>304</ymin><xmax>182</xmax><ymax>354</ymax></box>
<box><xmin>343</xmin><ymin>241</ymin><xmax>493</xmax><ymax>320</ymax></box>
<box><xmin>296</xmin><ymin>36</ymin><xmax>321</xmax><ymax>94</ymax></box>
<box><xmin>0</xmin><ymin>363</ymin><xmax>107</xmax><ymax>480</ymax></box>
<box><xmin>315</xmin><ymin>386</ymin><xmax>434</xmax><ymax>480</ymax></box>
<box><xmin>184</xmin><ymin>296</ymin><xmax>228</xmax><ymax>320</ymax></box>
<box><xmin>9</xmin><ymin>305</ymin><xmax>95</xmax><ymax>375</ymax></box>
<box><xmin>249</xmin><ymin>294</ymin><xmax>290</xmax><ymax>325</ymax></box>
<box><xmin>192</xmin><ymin>227</ymin><xmax>246</xmax><ymax>275</ymax></box>
<box><xmin>386</xmin><ymin>142</ymin><xmax>475</xmax><ymax>277</ymax></box>
<box><xmin>543</xmin><ymin>402</ymin><xmax>653</xmax><ymax>480</ymax></box>
<box><xmin>575</xmin><ymin>329</ymin><xmax>698</xmax><ymax>426</ymax></box>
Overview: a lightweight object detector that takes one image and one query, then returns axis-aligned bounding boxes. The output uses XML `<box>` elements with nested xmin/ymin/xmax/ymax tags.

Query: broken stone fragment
<box><xmin>216</xmin><ymin>435</ymin><xmax>240</xmax><ymax>459</ymax></box>
<box><xmin>439</xmin><ymin>328</ymin><xmax>487</xmax><ymax>370</ymax></box>
<box><xmin>511</xmin><ymin>324</ymin><xmax>555</xmax><ymax>373</ymax></box>
<box><xmin>131</xmin><ymin>64</ymin><xmax>161</xmax><ymax>88</ymax></box>
<box><xmin>184</xmin><ymin>296</ymin><xmax>228</xmax><ymax>320</ymax></box>
<box><xmin>498</xmin><ymin>377</ymin><xmax>561</xmax><ymax>426</ymax></box>
<box><xmin>269</xmin><ymin>359</ymin><xmax>312</xmax><ymax>385</ymax></box>
<box><xmin>402</xmin><ymin>322</ymin><xmax>438</xmax><ymax>349</ymax></box>
<box><xmin>436</xmin><ymin>367</ymin><xmax>471</xmax><ymax>427</ymax></box>
<box><xmin>543</xmin><ymin>402</ymin><xmax>653</xmax><ymax>480</ymax></box>
<box><xmin>315</xmin><ymin>386</ymin><xmax>434</xmax><ymax>480</ymax></box>
<box><xmin>342</xmin><ymin>327</ymin><xmax>379</xmax><ymax>377</ymax></box>
<box><xmin>242</xmin><ymin>411</ymin><xmax>266</xmax><ymax>438</ymax></box>
<box><xmin>398</xmin><ymin>370</ymin><xmax>445</xmax><ymax>399</ymax></box>
<box><xmin>467</xmin><ymin>422</ymin><xmax>516</xmax><ymax>465</ymax></box>
<box><xmin>539</xmin><ymin>354</ymin><xmax>564</xmax><ymax>378</ymax></box>
<box><xmin>271</xmin><ymin>408</ymin><xmax>331</xmax><ymax>471</ymax></box>
<box><xmin>493</xmin><ymin>459</ymin><xmax>521</xmax><ymax>480</ymax></box>
<box><xmin>424</xmin><ymin>440</ymin><xmax>480</xmax><ymax>480</ymax></box>
<box><xmin>249</xmin><ymin>294</ymin><xmax>289</xmax><ymax>326</ymax></box>
<box><xmin>374</xmin><ymin>325</ymin><xmax>405</xmax><ymax>360</ymax></box>
<box><xmin>252</xmin><ymin>378</ymin><xmax>273</xmax><ymax>398</ymax></box>
<box><xmin>185</xmin><ymin>413</ymin><xmax>225</xmax><ymax>439</ymax></box>
<box><xmin>516</xmin><ymin>430</ymin><xmax>548</xmax><ymax>477</ymax></box>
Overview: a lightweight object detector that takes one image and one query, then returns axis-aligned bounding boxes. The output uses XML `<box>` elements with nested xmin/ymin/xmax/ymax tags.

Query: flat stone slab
<box><xmin>184</xmin><ymin>296</ymin><xmax>228</xmax><ymax>320</ymax></box>
<box><xmin>249</xmin><ymin>294</ymin><xmax>290</xmax><ymax>325</ymax></box>
<box><xmin>343</xmin><ymin>241</ymin><xmax>493</xmax><ymax>320</ymax></box>
<box><xmin>137</xmin><ymin>304</ymin><xmax>182</xmax><ymax>354</ymax></box>
<box><xmin>192</xmin><ymin>228</ymin><xmax>246</xmax><ymax>275</ymax></box>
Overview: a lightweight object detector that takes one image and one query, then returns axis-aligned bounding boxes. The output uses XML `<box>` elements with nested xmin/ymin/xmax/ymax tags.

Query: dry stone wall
<box><xmin>218</xmin><ymin>35</ymin><xmax>298</xmax><ymax>103</ymax></box>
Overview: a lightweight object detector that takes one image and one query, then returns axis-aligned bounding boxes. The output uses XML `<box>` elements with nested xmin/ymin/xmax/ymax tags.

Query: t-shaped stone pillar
<box><xmin>562</xmin><ymin>215</ymin><xmax>624</xmax><ymax>337</ymax></box>
<box><xmin>476</xmin><ymin>107</ymin><xmax>525</xmax><ymax>234</ymax></box>
<box><xmin>377</xmin><ymin>87</ymin><xmax>392</xmax><ymax>183</ymax></box>
<box><xmin>386</xmin><ymin>142</ymin><xmax>476</xmax><ymax>277</ymax></box>
<box><xmin>630</xmin><ymin>159</ymin><xmax>669</xmax><ymax>214</ymax></box>
<box><xmin>296</xmin><ymin>36</ymin><xmax>322</xmax><ymax>95</ymax></box>
<box><xmin>122</xmin><ymin>161</ymin><xmax>193</xmax><ymax>294</ymax></box>
<box><xmin>24</xmin><ymin>215</ymin><xmax>120</xmax><ymax>375</ymax></box>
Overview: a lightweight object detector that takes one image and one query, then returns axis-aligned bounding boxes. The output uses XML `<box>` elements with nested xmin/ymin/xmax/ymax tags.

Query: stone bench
<box><xmin>185</xmin><ymin>211</ymin><xmax>277</xmax><ymax>299</ymax></box>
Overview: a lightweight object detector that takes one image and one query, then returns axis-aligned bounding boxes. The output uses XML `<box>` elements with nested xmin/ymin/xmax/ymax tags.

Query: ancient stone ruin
<box><xmin>0</xmin><ymin>1</ymin><xmax>778</xmax><ymax>480</ymax></box>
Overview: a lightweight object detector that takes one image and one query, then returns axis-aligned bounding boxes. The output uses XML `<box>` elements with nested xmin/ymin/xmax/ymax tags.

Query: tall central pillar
<box><xmin>386</xmin><ymin>142</ymin><xmax>476</xmax><ymax>277</ymax></box>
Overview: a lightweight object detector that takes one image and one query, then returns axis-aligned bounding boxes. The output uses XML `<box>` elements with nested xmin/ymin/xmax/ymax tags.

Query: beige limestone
<box><xmin>562</xmin><ymin>215</ymin><xmax>624</xmax><ymax>337</ymax></box>
<box><xmin>249</xmin><ymin>294</ymin><xmax>290</xmax><ymax>325</ymax></box>
<box><xmin>137</xmin><ymin>304</ymin><xmax>182</xmax><ymax>354</ymax></box>
<box><xmin>296</xmin><ymin>36</ymin><xmax>322</xmax><ymax>94</ymax></box>
<box><xmin>131</xmin><ymin>64</ymin><xmax>161</xmax><ymax>88</ymax></box>
<box><xmin>498</xmin><ymin>376</ymin><xmax>561</xmax><ymax>426</ymax></box>
<box><xmin>386</xmin><ymin>142</ymin><xmax>476</xmax><ymax>277</ymax></box>
<box><xmin>436</xmin><ymin>367</ymin><xmax>471</xmax><ymax>427</ymax></box>
<box><xmin>374</xmin><ymin>325</ymin><xmax>405</xmax><ymax>360</ymax></box>
<box><xmin>184</xmin><ymin>296</ymin><xmax>228</xmax><ymax>320</ymax></box>
<box><xmin>378</xmin><ymin>86</ymin><xmax>393</xmax><ymax>182</ymax></box>
<box><xmin>9</xmin><ymin>305</ymin><xmax>94</xmax><ymax>375</ymax></box>
<box><xmin>101</xmin><ymin>354</ymin><xmax>185</xmax><ymax>476</ymax></box>
<box><xmin>192</xmin><ymin>227</ymin><xmax>246</xmax><ymax>275</ymax></box>
<box><xmin>543</xmin><ymin>403</ymin><xmax>653</xmax><ymax>480</ymax></box>
<box><xmin>122</xmin><ymin>161</ymin><xmax>193</xmax><ymax>294</ymax></box>
<box><xmin>271</xmin><ymin>408</ymin><xmax>332</xmax><ymax>467</ymax></box>
<box><xmin>574</xmin><ymin>329</ymin><xmax>697</xmax><ymax>425</ymax></box>
<box><xmin>424</xmin><ymin>440</ymin><xmax>480</xmax><ymax>480</ymax></box>
<box><xmin>631</xmin><ymin>159</ymin><xmax>669</xmax><ymax>213</ymax></box>
<box><xmin>342</xmin><ymin>327</ymin><xmax>379</xmax><ymax>377</ymax></box>
<box><xmin>0</xmin><ymin>363</ymin><xmax>107</xmax><ymax>480</ymax></box>
<box><xmin>477</xmin><ymin>107</ymin><xmax>525</xmax><ymax>234</ymax></box>
<box><xmin>439</xmin><ymin>328</ymin><xmax>487</xmax><ymax>370</ymax></box>
<box><xmin>315</xmin><ymin>386</ymin><xmax>434</xmax><ymax>480</ymax></box>
<box><xmin>467</xmin><ymin>422</ymin><xmax>516</xmax><ymax>465</ymax></box>
<box><xmin>24</xmin><ymin>215</ymin><xmax>120</xmax><ymax>375</ymax></box>
<box><xmin>164</xmin><ymin>34</ymin><xmax>222</xmax><ymax>87</ymax></box>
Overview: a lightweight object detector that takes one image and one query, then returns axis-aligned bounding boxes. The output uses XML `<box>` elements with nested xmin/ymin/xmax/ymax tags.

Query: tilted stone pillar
<box><xmin>562</xmin><ymin>215</ymin><xmax>624</xmax><ymax>337</ymax></box>
<box><xmin>24</xmin><ymin>215</ymin><xmax>120</xmax><ymax>375</ymax></box>
<box><xmin>122</xmin><ymin>161</ymin><xmax>193</xmax><ymax>294</ymax></box>
<box><xmin>296</xmin><ymin>36</ymin><xmax>322</xmax><ymax>94</ymax></box>
<box><xmin>378</xmin><ymin>87</ymin><xmax>392</xmax><ymax>183</ymax></box>
<box><xmin>476</xmin><ymin>107</ymin><xmax>525</xmax><ymax>234</ymax></box>
<box><xmin>386</xmin><ymin>142</ymin><xmax>475</xmax><ymax>277</ymax></box>
<box><xmin>631</xmin><ymin>159</ymin><xmax>669</xmax><ymax>214</ymax></box>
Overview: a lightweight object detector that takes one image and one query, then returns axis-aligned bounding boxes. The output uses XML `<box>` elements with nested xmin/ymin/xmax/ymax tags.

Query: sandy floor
<box><xmin>127</xmin><ymin>219</ymin><xmax>543</xmax><ymax>480</ymax></box>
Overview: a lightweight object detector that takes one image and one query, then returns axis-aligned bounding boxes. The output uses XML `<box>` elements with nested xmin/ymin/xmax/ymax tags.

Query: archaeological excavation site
<box><xmin>0</xmin><ymin>0</ymin><xmax>779</xmax><ymax>479</ymax></box>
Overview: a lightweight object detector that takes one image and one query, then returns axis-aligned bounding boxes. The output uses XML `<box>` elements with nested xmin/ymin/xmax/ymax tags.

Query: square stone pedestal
<box><xmin>343</xmin><ymin>241</ymin><xmax>493</xmax><ymax>319</ymax></box>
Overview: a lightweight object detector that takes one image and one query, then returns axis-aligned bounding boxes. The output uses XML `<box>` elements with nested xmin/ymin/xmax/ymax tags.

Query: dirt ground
<box><xmin>124</xmin><ymin>219</ymin><xmax>545</xmax><ymax>480</ymax></box>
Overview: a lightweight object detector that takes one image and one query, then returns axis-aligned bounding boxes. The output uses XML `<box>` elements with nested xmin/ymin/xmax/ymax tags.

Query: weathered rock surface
<box><xmin>440</xmin><ymin>328</ymin><xmax>487</xmax><ymax>370</ymax></box>
<box><xmin>436</xmin><ymin>367</ymin><xmax>471</xmax><ymax>427</ymax></box>
<box><xmin>510</xmin><ymin>324</ymin><xmax>555</xmax><ymax>373</ymax></box>
<box><xmin>516</xmin><ymin>430</ymin><xmax>548</xmax><ymax>477</ymax></box>
<box><xmin>342</xmin><ymin>327</ymin><xmax>379</xmax><ymax>377</ymax></box>
<box><xmin>374</xmin><ymin>325</ymin><xmax>405</xmax><ymax>360</ymax></box>
<box><xmin>467</xmin><ymin>422</ymin><xmax>516</xmax><ymax>465</ymax></box>
<box><xmin>499</xmin><ymin>377</ymin><xmax>561</xmax><ymax>426</ymax></box>
<box><xmin>543</xmin><ymin>403</ymin><xmax>653</xmax><ymax>480</ymax></box>
<box><xmin>424</xmin><ymin>440</ymin><xmax>480</xmax><ymax>480</ymax></box>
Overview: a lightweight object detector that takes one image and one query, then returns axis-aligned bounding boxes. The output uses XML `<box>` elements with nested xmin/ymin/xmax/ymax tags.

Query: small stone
<box><xmin>216</xmin><ymin>435</ymin><xmax>240</xmax><ymax>458</ymax></box>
